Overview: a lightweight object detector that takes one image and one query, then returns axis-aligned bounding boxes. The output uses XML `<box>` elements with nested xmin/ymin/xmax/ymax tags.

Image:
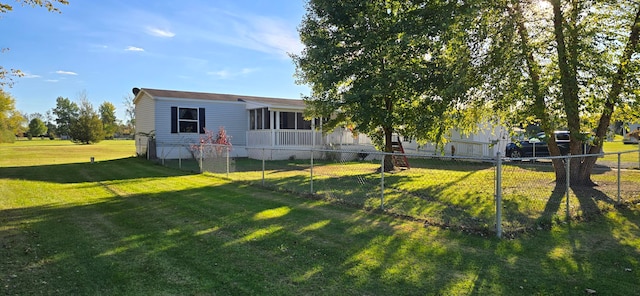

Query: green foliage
<box><xmin>52</xmin><ymin>96</ymin><xmax>79</xmax><ymax>137</ymax></box>
<box><xmin>293</xmin><ymin>0</ymin><xmax>472</xmax><ymax>153</ymax></box>
<box><xmin>69</xmin><ymin>99</ymin><xmax>104</xmax><ymax>144</ymax></box>
<box><xmin>99</xmin><ymin>101</ymin><xmax>117</xmax><ymax>139</ymax></box>
<box><xmin>0</xmin><ymin>90</ymin><xmax>25</xmax><ymax>142</ymax></box>
<box><xmin>454</xmin><ymin>0</ymin><xmax>640</xmax><ymax>184</ymax></box>
<box><xmin>27</xmin><ymin>117</ymin><xmax>47</xmax><ymax>139</ymax></box>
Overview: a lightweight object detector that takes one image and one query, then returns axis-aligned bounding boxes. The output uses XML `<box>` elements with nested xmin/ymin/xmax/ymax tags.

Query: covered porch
<box><xmin>244</xmin><ymin>99</ymin><xmax>372</xmax><ymax>148</ymax></box>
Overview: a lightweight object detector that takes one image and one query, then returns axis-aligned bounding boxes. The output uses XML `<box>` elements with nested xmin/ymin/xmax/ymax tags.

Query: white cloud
<box><xmin>176</xmin><ymin>9</ymin><xmax>303</xmax><ymax>58</ymax></box>
<box><xmin>56</xmin><ymin>70</ymin><xmax>78</xmax><ymax>75</ymax></box>
<box><xmin>45</xmin><ymin>79</ymin><xmax>59</xmax><ymax>83</ymax></box>
<box><xmin>208</xmin><ymin>70</ymin><xmax>231</xmax><ymax>79</ymax></box>
<box><xmin>247</xmin><ymin>16</ymin><xmax>305</xmax><ymax>56</ymax></box>
<box><xmin>146</xmin><ymin>26</ymin><xmax>175</xmax><ymax>38</ymax></box>
<box><xmin>22</xmin><ymin>73</ymin><xmax>41</xmax><ymax>78</ymax></box>
<box><xmin>207</xmin><ymin>68</ymin><xmax>258</xmax><ymax>79</ymax></box>
<box><xmin>126</xmin><ymin>46</ymin><xmax>145</xmax><ymax>52</ymax></box>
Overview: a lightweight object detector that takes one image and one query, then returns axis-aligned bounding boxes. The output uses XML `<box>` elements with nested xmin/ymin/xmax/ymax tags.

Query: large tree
<box><xmin>99</xmin><ymin>101</ymin><xmax>117</xmax><ymax>139</ymax></box>
<box><xmin>293</xmin><ymin>0</ymin><xmax>468</xmax><ymax>169</ymax></box>
<box><xmin>27</xmin><ymin>117</ymin><xmax>47</xmax><ymax>139</ymax></box>
<box><xmin>0</xmin><ymin>90</ymin><xmax>25</xmax><ymax>142</ymax></box>
<box><xmin>1</xmin><ymin>0</ymin><xmax>68</xmax><ymax>87</ymax></box>
<box><xmin>69</xmin><ymin>99</ymin><xmax>104</xmax><ymax>144</ymax></box>
<box><xmin>464</xmin><ymin>1</ymin><xmax>640</xmax><ymax>185</ymax></box>
<box><xmin>52</xmin><ymin>96</ymin><xmax>79</xmax><ymax>138</ymax></box>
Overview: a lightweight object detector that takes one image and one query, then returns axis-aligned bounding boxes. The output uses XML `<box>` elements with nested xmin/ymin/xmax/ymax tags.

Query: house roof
<box><xmin>138</xmin><ymin>88</ymin><xmax>306</xmax><ymax>110</ymax></box>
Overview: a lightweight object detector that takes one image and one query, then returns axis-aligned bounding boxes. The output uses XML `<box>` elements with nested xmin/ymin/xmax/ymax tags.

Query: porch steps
<box><xmin>391</xmin><ymin>141</ymin><xmax>410</xmax><ymax>169</ymax></box>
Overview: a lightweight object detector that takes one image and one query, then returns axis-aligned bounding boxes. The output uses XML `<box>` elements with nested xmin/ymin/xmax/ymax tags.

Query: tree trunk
<box><xmin>550</xmin><ymin>0</ymin><xmax>590</xmax><ymax>186</ymax></box>
<box><xmin>511</xmin><ymin>2</ymin><xmax>567</xmax><ymax>184</ymax></box>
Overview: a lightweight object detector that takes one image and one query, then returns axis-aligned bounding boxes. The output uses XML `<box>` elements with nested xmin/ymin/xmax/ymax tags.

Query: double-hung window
<box><xmin>171</xmin><ymin>107</ymin><xmax>206</xmax><ymax>134</ymax></box>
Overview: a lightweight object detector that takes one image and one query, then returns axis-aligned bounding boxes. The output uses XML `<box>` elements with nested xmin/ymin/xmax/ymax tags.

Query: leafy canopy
<box><xmin>52</xmin><ymin>96</ymin><xmax>79</xmax><ymax>137</ymax></box>
<box><xmin>0</xmin><ymin>90</ymin><xmax>25</xmax><ymax>142</ymax></box>
<box><xmin>293</xmin><ymin>0</ymin><xmax>472</xmax><ymax>151</ymax></box>
<box><xmin>99</xmin><ymin>101</ymin><xmax>117</xmax><ymax>139</ymax></box>
<box><xmin>27</xmin><ymin>117</ymin><xmax>47</xmax><ymax>138</ymax></box>
<box><xmin>69</xmin><ymin>99</ymin><xmax>104</xmax><ymax>144</ymax></box>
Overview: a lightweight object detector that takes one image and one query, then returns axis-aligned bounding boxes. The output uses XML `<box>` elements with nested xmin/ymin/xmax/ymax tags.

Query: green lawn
<box><xmin>0</xmin><ymin>139</ymin><xmax>136</xmax><ymax>167</ymax></box>
<box><xmin>600</xmin><ymin>140</ymin><xmax>640</xmax><ymax>165</ymax></box>
<box><xmin>1</xmin><ymin>140</ymin><xmax>640</xmax><ymax>294</ymax></box>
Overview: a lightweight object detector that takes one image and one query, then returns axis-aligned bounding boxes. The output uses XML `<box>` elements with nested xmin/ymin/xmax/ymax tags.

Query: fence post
<box><xmin>495</xmin><ymin>152</ymin><xmax>502</xmax><ymax>239</ymax></box>
<box><xmin>262</xmin><ymin>148</ymin><xmax>265</xmax><ymax>186</ymax></box>
<box><xmin>310</xmin><ymin>148</ymin><xmax>314</xmax><ymax>194</ymax></box>
<box><xmin>617</xmin><ymin>152</ymin><xmax>621</xmax><ymax>204</ymax></box>
<box><xmin>199</xmin><ymin>143</ymin><xmax>203</xmax><ymax>173</ymax></box>
<box><xmin>565</xmin><ymin>154</ymin><xmax>571</xmax><ymax>220</ymax></box>
<box><xmin>380</xmin><ymin>153</ymin><xmax>385</xmax><ymax>210</ymax></box>
<box><xmin>178</xmin><ymin>144</ymin><xmax>182</xmax><ymax>169</ymax></box>
<box><xmin>161</xmin><ymin>145</ymin><xmax>165</xmax><ymax>165</ymax></box>
<box><xmin>226</xmin><ymin>146</ymin><xmax>230</xmax><ymax>178</ymax></box>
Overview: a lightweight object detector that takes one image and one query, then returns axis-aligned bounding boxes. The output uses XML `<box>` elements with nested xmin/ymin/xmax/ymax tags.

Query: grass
<box><xmin>0</xmin><ymin>139</ymin><xmax>136</xmax><ymax>167</ymax></box>
<box><xmin>1</xmin><ymin>140</ymin><xmax>640</xmax><ymax>294</ymax></box>
<box><xmin>173</xmin><ymin>150</ymin><xmax>639</xmax><ymax>234</ymax></box>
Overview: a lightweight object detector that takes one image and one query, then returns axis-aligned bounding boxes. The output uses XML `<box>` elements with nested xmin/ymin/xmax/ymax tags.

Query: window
<box><xmin>555</xmin><ymin>133</ymin><xmax>570</xmax><ymax>141</ymax></box>
<box><xmin>179</xmin><ymin>108</ymin><xmax>198</xmax><ymax>133</ymax></box>
<box><xmin>249</xmin><ymin>108</ymin><xmax>271</xmax><ymax>130</ymax></box>
<box><xmin>297</xmin><ymin>112</ymin><xmax>312</xmax><ymax>130</ymax></box>
<box><xmin>279</xmin><ymin>111</ymin><xmax>312</xmax><ymax>130</ymax></box>
<box><xmin>171</xmin><ymin>107</ymin><xmax>205</xmax><ymax>134</ymax></box>
<box><xmin>280</xmin><ymin>112</ymin><xmax>296</xmax><ymax>129</ymax></box>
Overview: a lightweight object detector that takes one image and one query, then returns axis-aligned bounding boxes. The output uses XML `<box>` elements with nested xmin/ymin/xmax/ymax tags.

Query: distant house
<box><xmin>133</xmin><ymin>88</ymin><xmax>506</xmax><ymax>160</ymax></box>
<box><xmin>622</xmin><ymin>122</ymin><xmax>640</xmax><ymax>144</ymax></box>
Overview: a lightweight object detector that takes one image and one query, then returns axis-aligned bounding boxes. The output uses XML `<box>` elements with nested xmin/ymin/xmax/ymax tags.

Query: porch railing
<box><xmin>247</xmin><ymin>130</ymin><xmax>324</xmax><ymax>146</ymax></box>
<box><xmin>247</xmin><ymin>129</ymin><xmax>375</xmax><ymax>147</ymax></box>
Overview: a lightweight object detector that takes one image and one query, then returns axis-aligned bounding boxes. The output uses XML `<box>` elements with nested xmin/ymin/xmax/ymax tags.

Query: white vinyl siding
<box><xmin>134</xmin><ymin>93</ymin><xmax>155</xmax><ymax>155</ymax></box>
<box><xmin>154</xmin><ymin>98</ymin><xmax>248</xmax><ymax>146</ymax></box>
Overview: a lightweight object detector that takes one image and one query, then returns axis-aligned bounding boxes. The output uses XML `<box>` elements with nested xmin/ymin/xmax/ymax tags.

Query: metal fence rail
<box><xmin>151</xmin><ymin>142</ymin><xmax>640</xmax><ymax>238</ymax></box>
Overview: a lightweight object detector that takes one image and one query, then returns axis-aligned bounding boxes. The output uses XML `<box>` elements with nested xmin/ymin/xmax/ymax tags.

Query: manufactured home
<box><xmin>133</xmin><ymin>88</ymin><xmax>507</xmax><ymax>160</ymax></box>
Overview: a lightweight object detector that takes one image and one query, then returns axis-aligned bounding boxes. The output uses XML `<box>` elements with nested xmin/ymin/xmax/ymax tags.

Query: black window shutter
<box><xmin>199</xmin><ymin>107</ymin><xmax>206</xmax><ymax>134</ymax></box>
<box><xmin>171</xmin><ymin>107</ymin><xmax>178</xmax><ymax>133</ymax></box>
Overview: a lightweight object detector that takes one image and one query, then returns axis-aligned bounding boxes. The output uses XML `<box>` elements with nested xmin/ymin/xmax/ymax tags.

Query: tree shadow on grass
<box><xmin>2</xmin><ymin>157</ymin><xmax>640</xmax><ymax>294</ymax></box>
<box><xmin>0</xmin><ymin>157</ymin><xmax>194</xmax><ymax>184</ymax></box>
<box><xmin>0</xmin><ymin>179</ymin><xmax>502</xmax><ymax>294</ymax></box>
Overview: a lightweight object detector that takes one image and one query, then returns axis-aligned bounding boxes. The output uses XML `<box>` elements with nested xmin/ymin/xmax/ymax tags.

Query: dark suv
<box><xmin>505</xmin><ymin>131</ymin><xmax>573</xmax><ymax>158</ymax></box>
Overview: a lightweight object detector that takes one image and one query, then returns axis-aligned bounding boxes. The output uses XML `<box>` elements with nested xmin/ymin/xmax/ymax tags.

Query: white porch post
<box><xmin>275</xmin><ymin>111</ymin><xmax>280</xmax><ymax>146</ymax></box>
<box><xmin>270</xmin><ymin>110</ymin><xmax>274</xmax><ymax>146</ymax></box>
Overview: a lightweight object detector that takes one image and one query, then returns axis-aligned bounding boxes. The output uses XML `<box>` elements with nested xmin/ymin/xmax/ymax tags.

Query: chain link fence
<box><xmin>151</xmin><ymin>142</ymin><xmax>640</xmax><ymax>238</ymax></box>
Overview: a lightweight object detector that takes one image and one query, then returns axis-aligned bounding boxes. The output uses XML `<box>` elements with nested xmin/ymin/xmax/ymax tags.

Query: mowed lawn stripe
<box><xmin>1</xmin><ymin>140</ymin><xmax>639</xmax><ymax>295</ymax></box>
<box><xmin>2</xmin><ymin>156</ymin><xmax>492</xmax><ymax>294</ymax></box>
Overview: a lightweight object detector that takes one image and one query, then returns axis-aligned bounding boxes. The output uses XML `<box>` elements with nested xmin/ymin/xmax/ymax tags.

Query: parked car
<box><xmin>505</xmin><ymin>131</ymin><xmax>594</xmax><ymax>158</ymax></box>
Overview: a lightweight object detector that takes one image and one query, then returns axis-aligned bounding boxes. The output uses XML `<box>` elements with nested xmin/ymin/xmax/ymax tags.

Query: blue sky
<box><xmin>0</xmin><ymin>0</ymin><xmax>309</xmax><ymax>121</ymax></box>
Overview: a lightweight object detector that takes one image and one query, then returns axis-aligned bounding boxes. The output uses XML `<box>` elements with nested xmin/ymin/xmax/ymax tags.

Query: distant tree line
<box><xmin>0</xmin><ymin>89</ymin><xmax>135</xmax><ymax>144</ymax></box>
